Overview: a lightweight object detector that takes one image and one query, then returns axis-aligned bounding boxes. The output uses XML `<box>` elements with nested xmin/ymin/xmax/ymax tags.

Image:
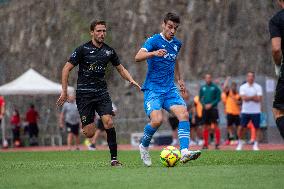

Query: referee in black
<box><xmin>57</xmin><ymin>20</ymin><xmax>141</xmax><ymax>166</ymax></box>
<box><xmin>269</xmin><ymin>0</ymin><xmax>284</xmax><ymax>139</ymax></box>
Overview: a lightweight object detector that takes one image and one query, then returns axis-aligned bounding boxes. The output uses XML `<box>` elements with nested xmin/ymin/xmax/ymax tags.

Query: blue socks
<box><xmin>141</xmin><ymin>124</ymin><xmax>157</xmax><ymax>147</ymax></box>
<box><xmin>178</xmin><ymin>121</ymin><xmax>190</xmax><ymax>150</ymax></box>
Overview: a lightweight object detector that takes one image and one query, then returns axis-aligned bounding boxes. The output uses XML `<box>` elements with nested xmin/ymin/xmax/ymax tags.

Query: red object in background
<box><xmin>26</xmin><ymin>108</ymin><xmax>39</xmax><ymax>124</ymax></box>
<box><xmin>10</xmin><ymin>115</ymin><xmax>20</xmax><ymax>126</ymax></box>
<box><xmin>0</xmin><ymin>96</ymin><xmax>5</xmax><ymax>107</ymax></box>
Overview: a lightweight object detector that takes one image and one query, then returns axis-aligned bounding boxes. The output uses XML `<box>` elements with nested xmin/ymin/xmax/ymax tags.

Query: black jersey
<box><xmin>269</xmin><ymin>10</ymin><xmax>284</xmax><ymax>60</ymax></box>
<box><xmin>68</xmin><ymin>41</ymin><xmax>121</xmax><ymax>95</ymax></box>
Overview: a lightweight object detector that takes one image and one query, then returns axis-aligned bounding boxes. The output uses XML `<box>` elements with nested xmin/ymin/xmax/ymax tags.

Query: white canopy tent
<box><xmin>0</xmin><ymin>68</ymin><xmax>74</xmax><ymax>95</ymax></box>
<box><xmin>0</xmin><ymin>68</ymin><xmax>75</xmax><ymax>147</ymax></box>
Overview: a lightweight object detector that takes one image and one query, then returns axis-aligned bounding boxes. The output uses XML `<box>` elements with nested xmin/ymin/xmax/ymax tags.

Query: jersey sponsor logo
<box><xmin>90</xmin><ymin>51</ymin><xmax>94</xmax><ymax>53</ymax></box>
<box><xmin>173</xmin><ymin>45</ymin><xmax>178</xmax><ymax>52</ymax></box>
<box><xmin>163</xmin><ymin>53</ymin><xmax>177</xmax><ymax>61</ymax></box>
<box><xmin>89</xmin><ymin>63</ymin><xmax>105</xmax><ymax>72</ymax></box>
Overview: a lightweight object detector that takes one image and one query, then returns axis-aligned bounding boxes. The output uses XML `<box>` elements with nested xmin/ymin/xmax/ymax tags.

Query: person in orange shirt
<box><xmin>222</xmin><ymin>78</ymin><xmax>241</xmax><ymax>144</ymax></box>
<box><xmin>192</xmin><ymin>95</ymin><xmax>203</xmax><ymax>145</ymax></box>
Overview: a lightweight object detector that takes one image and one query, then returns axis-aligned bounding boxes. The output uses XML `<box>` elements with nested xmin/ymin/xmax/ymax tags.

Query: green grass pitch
<box><xmin>1</xmin><ymin>150</ymin><xmax>284</xmax><ymax>189</ymax></box>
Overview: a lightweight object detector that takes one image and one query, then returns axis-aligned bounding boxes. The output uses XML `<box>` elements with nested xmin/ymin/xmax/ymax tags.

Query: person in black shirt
<box><xmin>57</xmin><ymin>20</ymin><xmax>141</xmax><ymax>166</ymax></box>
<box><xmin>269</xmin><ymin>0</ymin><xmax>284</xmax><ymax>139</ymax></box>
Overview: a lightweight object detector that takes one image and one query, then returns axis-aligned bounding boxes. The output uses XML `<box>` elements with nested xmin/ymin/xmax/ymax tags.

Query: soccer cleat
<box><xmin>236</xmin><ymin>141</ymin><xmax>243</xmax><ymax>151</ymax></box>
<box><xmin>111</xmin><ymin>160</ymin><xmax>123</xmax><ymax>167</ymax></box>
<box><xmin>88</xmin><ymin>144</ymin><xmax>96</xmax><ymax>151</ymax></box>
<box><xmin>253</xmin><ymin>144</ymin><xmax>260</xmax><ymax>151</ymax></box>
<box><xmin>180</xmin><ymin>150</ymin><xmax>201</xmax><ymax>164</ymax></box>
<box><xmin>139</xmin><ymin>143</ymin><xmax>152</xmax><ymax>166</ymax></box>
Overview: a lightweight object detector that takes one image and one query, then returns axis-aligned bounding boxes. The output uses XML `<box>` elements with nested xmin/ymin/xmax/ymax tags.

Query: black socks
<box><xmin>105</xmin><ymin>127</ymin><xmax>118</xmax><ymax>161</ymax></box>
<box><xmin>276</xmin><ymin>116</ymin><xmax>284</xmax><ymax>139</ymax></box>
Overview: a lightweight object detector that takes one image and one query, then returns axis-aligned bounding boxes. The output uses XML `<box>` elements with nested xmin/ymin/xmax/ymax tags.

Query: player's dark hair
<box><xmin>163</xmin><ymin>12</ymin><xmax>180</xmax><ymax>24</ymax></box>
<box><xmin>90</xmin><ymin>20</ymin><xmax>106</xmax><ymax>31</ymax></box>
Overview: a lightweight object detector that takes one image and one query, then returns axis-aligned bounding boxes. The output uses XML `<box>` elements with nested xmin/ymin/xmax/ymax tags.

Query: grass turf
<box><xmin>1</xmin><ymin>150</ymin><xmax>284</xmax><ymax>189</ymax></box>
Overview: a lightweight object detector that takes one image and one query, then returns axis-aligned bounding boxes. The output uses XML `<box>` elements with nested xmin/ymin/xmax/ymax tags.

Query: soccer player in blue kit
<box><xmin>135</xmin><ymin>12</ymin><xmax>201</xmax><ymax>166</ymax></box>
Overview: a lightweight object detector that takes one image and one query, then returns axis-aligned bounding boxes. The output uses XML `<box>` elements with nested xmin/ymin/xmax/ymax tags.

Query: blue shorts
<box><xmin>240</xmin><ymin>113</ymin><xmax>260</xmax><ymax>128</ymax></box>
<box><xmin>143</xmin><ymin>88</ymin><xmax>186</xmax><ymax>116</ymax></box>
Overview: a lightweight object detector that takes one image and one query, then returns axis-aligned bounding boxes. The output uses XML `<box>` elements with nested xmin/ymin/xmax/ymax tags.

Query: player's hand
<box><xmin>130</xmin><ymin>80</ymin><xmax>142</xmax><ymax>91</ymax></box>
<box><xmin>56</xmin><ymin>92</ymin><xmax>68</xmax><ymax>106</ymax></box>
<box><xmin>153</xmin><ymin>49</ymin><xmax>167</xmax><ymax>57</ymax></box>
<box><xmin>178</xmin><ymin>79</ymin><xmax>186</xmax><ymax>94</ymax></box>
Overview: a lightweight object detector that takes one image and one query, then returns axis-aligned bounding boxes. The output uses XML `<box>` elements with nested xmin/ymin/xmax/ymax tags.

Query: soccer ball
<box><xmin>160</xmin><ymin>146</ymin><xmax>181</xmax><ymax>167</ymax></box>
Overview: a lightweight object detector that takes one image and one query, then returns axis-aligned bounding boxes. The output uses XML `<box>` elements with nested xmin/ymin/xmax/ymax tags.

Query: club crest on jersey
<box><xmin>173</xmin><ymin>45</ymin><xmax>178</xmax><ymax>52</ymax></box>
<box><xmin>105</xmin><ymin>50</ymin><xmax>112</xmax><ymax>56</ymax></box>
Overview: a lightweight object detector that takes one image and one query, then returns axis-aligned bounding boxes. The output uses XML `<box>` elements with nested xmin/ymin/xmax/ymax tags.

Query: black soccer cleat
<box><xmin>111</xmin><ymin>160</ymin><xmax>123</xmax><ymax>167</ymax></box>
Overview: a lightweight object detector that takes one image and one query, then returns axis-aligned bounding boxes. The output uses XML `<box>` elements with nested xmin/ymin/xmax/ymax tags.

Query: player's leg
<box><xmin>164</xmin><ymin>89</ymin><xmax>201</xmax><ymax>163</ymax></box>
<box><xmin>226</xmin><ymin>114</ymin><xmax>234</xmax><ymax>144</ymax></box>
<box><xmin>251</xmin><ymin>114</ymin><xmax>261</xmax><ymax>151</ymax></box>
<box><xmin>72</xmin><ymin>124</ymin><xmax>80</xmax><ymax>150</ymax></box>
<box><xmin>139</xmin><ymin>91</ymin><xmax>163</xmax><ymax>166</ymax></box>
<box><xmin>274</xmin><ymin>109</ymin><xmax>284</xmax><ymax>139</ymax></box>
<box><xmin>202</xmin><ymin>110</ymin><xmax>210</xmax><ymax>149</ymax></box>
<box><xmin>211</xmin><ymin>108</ymin><xmax>220</xmax><ymax>149</ymax></box>
<box><xmin>236</xmin><ymin>113</ymin><xmax>249</xmax><ymax>150</ymax></box>
<box><xmin>76</xmin><ymin>96</ymin><xmax>96</xmax><ymax>139</ymax></box>
<box><xmin>88</xmin><ymin>119</ymin><xmax>104</xmax><ymax>150</ymax></box>
<box><xmin>273</xmin><ymin>77</ymin><xmax>284</xmax><ymax>139</ymax></box>
<box><xmin>169</xmin><ymin>105</ymin><xmax>201</xmax><ymax>163</ymax></box>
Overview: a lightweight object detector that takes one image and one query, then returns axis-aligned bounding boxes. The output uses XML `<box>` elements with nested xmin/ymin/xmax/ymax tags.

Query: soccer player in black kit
<box><xmin>57</xmin><ymin>20</ymin><xmax>141</xmax><ymax>166</ymax></box>
<box><xmin>269</xmin><ymin>0</ymin><xmax>284</xmax><ymax>139</ymax></box>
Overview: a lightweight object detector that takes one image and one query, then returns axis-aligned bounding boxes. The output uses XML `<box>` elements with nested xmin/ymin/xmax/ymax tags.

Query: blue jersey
<box><xmin>141</xmin><ymin>33</ymin><xmax>182</xmax><ymax>92</ymax></box>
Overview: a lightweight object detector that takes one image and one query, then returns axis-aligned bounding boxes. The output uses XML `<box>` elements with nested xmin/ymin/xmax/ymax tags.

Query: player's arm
<box><xmin>271</xmin><ymin>37</ymin><xmax>282</xmax><ymax>66</ymax></box>
<box><xmin>115</xmin><ymin>64</ymin><xmax>141</xmax><ymax>90</ymax></box>
<box><xmin>56</xmin><ymin>62</ymin><xmax>75</xmax><ymax>106</ymax></box>
<box><xmin>175</xmin><ymin>59</ymin><xmax>185</xmax><ymax>93</ymax></box>
<box><xmin>135</xmin><ymin>48</ymin><xmax>167</xmax><ymax>62</ymax></box>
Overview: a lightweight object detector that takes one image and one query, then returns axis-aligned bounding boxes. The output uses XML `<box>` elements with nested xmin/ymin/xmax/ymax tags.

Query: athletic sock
<box><xmin>141</xmin><ymin>124</ymin><xmax>157</xmax><ymax>147</ymax></box>
<box><xmin>105</xmin><ymin>128</ymin><xmax>117</xmax><ymax>161</ymax></box>
<box><xmin>215</xmin><ymin>127</ymin><xmax>221</xmax><ymax>145</ymax></box>
<box><xmin>203</xmin><ymin>128</ymin><xmax>209</xmax><ymax>147</ymax></box>
<box><xmin>178</xmin><ymin>121</ymin><xmax>190</xmax><ymax>150</ymax></box>
<box><xmin>276</xmin><ymin>116</ymin><xmax>284</xmax><ymax>139</ymax></box>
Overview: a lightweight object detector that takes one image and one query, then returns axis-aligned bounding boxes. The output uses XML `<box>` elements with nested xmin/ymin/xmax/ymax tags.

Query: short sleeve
<box><xmin>110</xmin><ymin>49</ymin><xmax>121</xmax><ymax>66</ymax></box>
<box><xmin>256</xmin><ymin>85</ymin><xmax>263</xmax><ymax>96</ymax></box>
<box><xmin>142</xmin><ymin>36</ymin><xmax>156</xmax><ymax>52</ymax></box>
<box><xmin>239</xmin><ymin>85</ymin><xmax>245</xmax><ymax>96</ymax></box>
<box><xmin>68</xmin><ymin>46</ymin><xmax>83</xmax><ymax>66</ymax></box>
<box><xmin>269</xmin><ymin>16</ymin><xmax>281</xmax><ymax>39</ymax></box>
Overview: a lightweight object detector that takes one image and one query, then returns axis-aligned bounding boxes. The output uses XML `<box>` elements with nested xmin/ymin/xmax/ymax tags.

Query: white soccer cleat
<box><xmin>180</xmin><ymin>150</ymin><xmax>201</xmax><ymax>164</ymax></box>
<box><xmin>139</xmin><ymin>143</ymin><xmax>152</xmax><ymax>167</ymax></box>
<box><xmin>236</xmin><ymin>140</ymin><xmax>243</xmax><ymax>151</ymax></box>
<box><xmin>253</xmin><ymin>144</ymin><xmax>260</xmax><ymax>151</ymax></box>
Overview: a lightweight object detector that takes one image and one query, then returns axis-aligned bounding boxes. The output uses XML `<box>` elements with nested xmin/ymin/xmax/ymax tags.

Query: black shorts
<box><xmin>202</xmin><ymin>108</ymin><xmax>219</xmax><ymax>125</ymax></box>
<box><xmin>168</xmin><ymin>116</ymin><xmax>179</xmax><ymax>130</ymax></box>
<box><xmin>227</xmin><ymin>114</ymin><xmax>240</xmax><ymax>126</ymax></box>
<box><xmin>192</xmin><ymin>116</ymin><xmax>203</xmax><ymax>127</ymax></box>
<box><xmin>66</xmin><ymin>122</ymin><xmax>80</xmax><ymax>136</ymax></box>
<box><xmin>273</xmin><ymin>76</ymin><xmax>284</xmax><ymax>110</ymax></box>
<box><xmin>76</xmin><ymin>93</ymin><xmax>113</xmax><ymax>127</ymax></box>
<box><xmin>240</xmin><ymin>113</ymin><xmax>260</xmax><ymax>128</ymax></box>
<box><xmin>97</xmin><ymin>119</ymin><xmax>105</xmax><ymax>131</ymax></box>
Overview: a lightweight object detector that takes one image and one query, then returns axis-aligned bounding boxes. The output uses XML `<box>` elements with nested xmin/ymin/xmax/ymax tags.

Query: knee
<box><xmin>103</xmin><ymin>118</ymin><xmax>114</xmax><ymax>129</ymax></box>
<box><xmin>177</xmin><ymin>110</ymin><xmax>189</xmax><ymax>121</ymax></box>
<box><xmin>151</xmin><ymin>117</ymin><xmax>163</xmax><ymax>127</ymax></box>
<box><xmin>82</xmin><ymin>124</ymin><xmax>95</xmax><ymax>138</ymax></box>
